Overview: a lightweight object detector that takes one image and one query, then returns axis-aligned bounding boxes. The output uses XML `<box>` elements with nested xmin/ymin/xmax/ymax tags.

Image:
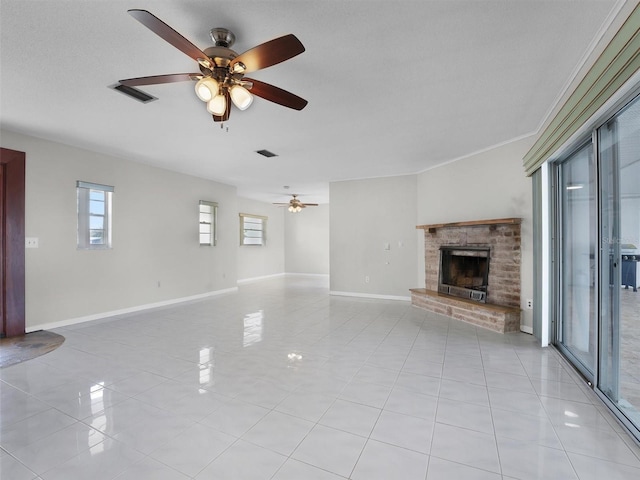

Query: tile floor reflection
<box><xmin>1</xmin><ymin>275</ymin><xmax>639</xmax><ymax>479</ymax></box>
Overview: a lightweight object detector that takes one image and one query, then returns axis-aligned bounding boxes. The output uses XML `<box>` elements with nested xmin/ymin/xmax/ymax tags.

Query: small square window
<box><xmin>77</xmin><ymin>181</ymin><xmax>113</xmax><ymax>249</ymax></box>
<box><xmin>240</xmin><ymin>213</ymin><xmax>267</xmax><ymax>246</ymax></box>
<box><xmin>199</xmin><ymin>200</ymin><xmax>218</xmax><ymax>246</ymax></box>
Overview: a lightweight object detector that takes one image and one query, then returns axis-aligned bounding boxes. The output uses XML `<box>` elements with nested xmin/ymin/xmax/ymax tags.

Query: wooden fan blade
<box><xmin>273</xmin><ymin>203</ymin><xmax>289</xmax><ymax>206</ymax></box>
<box><xmin>212</xmin><ymin>90</ymin><xmax>232</xmax><ymax>122</ymax></box>
<box><xmin>302</xmin><ymin>203</ymin><xmax>319</xmax><ymax>206</ymax></box>
<box><xmin>119</xmin><ymin>73</ymin><xmax>200</xmax><ymax>87</ymax></box>
<box><xmin>244</xmin><ymin>78</ymin><xmax>308</xmax><ymax>110</ymax></box>
<box><xmin>128</xmin><ymin>9</ymin><xmax>209</xmax><ymax>63</ymax></box>
<box><xmin>230</xmin><ymin>34</ymin><xmax>304</xmax><ymax>73</ymax></box>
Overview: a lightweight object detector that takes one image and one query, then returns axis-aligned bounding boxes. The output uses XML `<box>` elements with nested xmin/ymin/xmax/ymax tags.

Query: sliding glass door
<box><xmin>554</xmin><ymin>92</ymin><xmax>640</xmax><ymax>440</ymax></box>
<box><xmin>556</xmin><ymin>142</ymin><xmax>597</xmax><ymax>379</ymax></box>
<box><xmin>598</xmin><ymin>95</ymin><xmax>640</xmax><ymax>432</ymax></box>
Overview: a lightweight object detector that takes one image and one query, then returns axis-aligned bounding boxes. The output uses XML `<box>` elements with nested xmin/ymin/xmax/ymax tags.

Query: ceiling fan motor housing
<box><xmin>203</xmin><ymin>46</ymin><xmax>238</xmax><ymax>69</ymax></box>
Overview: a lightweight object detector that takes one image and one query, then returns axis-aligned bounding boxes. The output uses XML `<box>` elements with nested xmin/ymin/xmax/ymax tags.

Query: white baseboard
<box><xmin>237</xmin><ymin>273</ymin><xmax>286</xmax><ymax>284</ymax></box>
<box><xmin>285</xmin><ymin>273</ymin><xmax>330</xmax><ymax>278</ymax></box>
<box><xmin>330</xmin><ymin>291</ymin><xmax>411</xmax><ymax>302</ymax></box>
<box><xmin>520</xmin><ymin>325</ymin><xmax>534</xmax><ymax>334</ymax></box>
<box><xmin>26</xmin><ymin>287</ymin><xmax>239</xmax><ymax>333</ymax></box>
<box><xmin>237</xmin><ymin>272</ymin><xmax>330</xmax><ymax>285</ymax></box>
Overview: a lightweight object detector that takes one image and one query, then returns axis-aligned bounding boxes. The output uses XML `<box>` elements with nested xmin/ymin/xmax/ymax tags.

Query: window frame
<box><xmin>77</xmin><ymin>181</ymin><xmax>113</xmax><ymax>250</ymax></box>
<box><xmin>199</xmin><ymin>200</ymin><xmax>218</xmax><ymax>246</ymax></box>
<box><xmin>239</xmin><ymin>213</ymin><xmax>267</xmax><ymax>246</ymax></box>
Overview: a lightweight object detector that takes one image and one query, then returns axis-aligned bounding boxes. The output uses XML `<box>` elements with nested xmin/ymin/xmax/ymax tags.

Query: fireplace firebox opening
<box><xmin>439</xmin><ymin>246</ymin><xmax>490</xmax><ymax>303</ymax></box>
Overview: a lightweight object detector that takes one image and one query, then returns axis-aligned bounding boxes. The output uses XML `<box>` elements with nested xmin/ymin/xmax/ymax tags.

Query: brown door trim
<box><xmin>1</xmin><ymin>147</ymin><xmax>26</xmax><ymax>337</ymax></box>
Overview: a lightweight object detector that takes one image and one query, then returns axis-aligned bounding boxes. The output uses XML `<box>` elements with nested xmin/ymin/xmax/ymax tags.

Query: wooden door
<box><xmin>1</xmin><ymin>147</ymin><xmax>26</xmax><ymax>337</ymax></box>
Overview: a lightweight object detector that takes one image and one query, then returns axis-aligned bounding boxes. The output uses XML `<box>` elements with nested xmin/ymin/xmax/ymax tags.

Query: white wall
<box><xmin>330</xmin><ymin>175</ymin><xmax>418</xmax><ymax>299</ymax></box>
<box><xmin>2</xmin><ymin>130</ymin><xmax>239</xmax><ymax>330</ymax></box>
<box><xmin>237</xmin><ymin>196</ymin><xmax>285</xmax><ymax>281</ymax></box>
<box><xmin>416</xmin><ymin>136</ymin><xmax>537</xmax><ymax>330</ymax></box>
<box><xmin>285</xmin><ymin>204</ymin><xmax>329</xmax><ymax>274</ymax></box>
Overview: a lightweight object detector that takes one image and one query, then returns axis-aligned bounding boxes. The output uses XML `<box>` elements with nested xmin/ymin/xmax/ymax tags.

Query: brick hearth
<box><xmin>412</xmin><ymin>218</ymin><xmax>522</xmax><ymax>333</ymax></box>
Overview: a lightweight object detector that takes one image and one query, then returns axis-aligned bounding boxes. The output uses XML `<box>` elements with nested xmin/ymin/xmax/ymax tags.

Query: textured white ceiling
<box><xmin>0</xmin><ymin>0</ymin><xmax>622</xmax><ymax>204</ymax></box>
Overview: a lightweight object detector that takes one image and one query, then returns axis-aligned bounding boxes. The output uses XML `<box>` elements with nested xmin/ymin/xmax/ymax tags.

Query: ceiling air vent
<box><xmin>256</xmin><ymin>149</ymin><xmax>278</xmax><ymax>158</ymax></box>
<box><xmin>110</xmin><ymin>84</ymin><xmax>157</xmax><ymax>103</ymax></box>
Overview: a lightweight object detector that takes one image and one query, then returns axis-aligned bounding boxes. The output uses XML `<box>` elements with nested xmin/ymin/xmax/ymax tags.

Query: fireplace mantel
<box><xmin>416</xmin><ymin>217</ymin><xmax>521</xmax><ymax>232</ymax></box>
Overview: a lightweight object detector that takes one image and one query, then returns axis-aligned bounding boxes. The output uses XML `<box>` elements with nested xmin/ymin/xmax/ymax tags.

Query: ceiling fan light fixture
<box><xmin>195</xmin><ymin>77</ymin><xmax>218</xmax><ymax>102</ymax></box>
<box><xmin>230</xmin><ymin>85</ymin><xmax>253</xmax><ymax>110</ymax></box>
<box><xmin>207</xmin><ymin>93</ymin><xmax>227</xmax><ymax>116</ymax></box>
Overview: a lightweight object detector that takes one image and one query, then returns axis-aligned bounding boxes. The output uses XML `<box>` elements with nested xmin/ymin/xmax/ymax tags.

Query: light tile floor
<box><xmin>1</xmin><ymin>275</ymin><xmax>639</xmax><ymax>479</ymax></box>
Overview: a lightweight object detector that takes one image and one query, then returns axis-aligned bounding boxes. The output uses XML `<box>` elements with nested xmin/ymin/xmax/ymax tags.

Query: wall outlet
<box><xmin>365</xmin><ymin>275</ymin><xmax>370</xmax><ymax>283</ymax></box>
<box><xmin>25</xmin><ymin>237</ymin><xmax>39</xmax><ymax>248</ymax></box>
<box><xmin>526</xmin><ymin>299</ymin><xmax>533</xmax><ymax>309</ymax></box>
<box><xmin>157</xmin><ymin>281</ymin><xmax>161</xmax><ymax>288</ymax></box>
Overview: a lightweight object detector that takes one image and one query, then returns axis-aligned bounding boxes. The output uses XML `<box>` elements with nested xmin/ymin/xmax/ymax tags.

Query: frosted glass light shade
<box><xmin>207</xmin><ymin>94</ymin><xmax>227</xmax><ymax>116</ymax></box>
<box><xmin>195</xmin><ymin>77</ymin><xmax>218</xmax><ymax>102</ymax></box>
<box><xmin>230</xmin><ymin>85</ymin><xmax>253</xmax><ymax>110</ymax></box>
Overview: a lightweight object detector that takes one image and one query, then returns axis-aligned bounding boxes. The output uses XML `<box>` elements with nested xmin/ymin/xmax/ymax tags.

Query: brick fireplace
<box><xmin>411</xmin><ymin>218</ymin><xmax>522</xmax><ymax>333</ymax></box>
